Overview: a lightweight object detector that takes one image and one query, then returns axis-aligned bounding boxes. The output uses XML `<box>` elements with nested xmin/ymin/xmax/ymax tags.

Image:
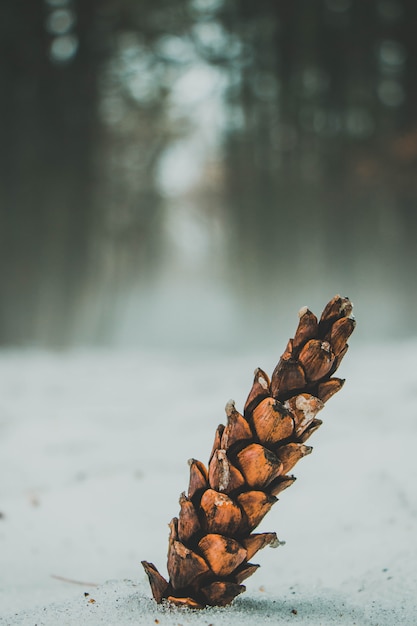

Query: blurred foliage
<box><xmin>0</xmin><ymin>0</ymin><xmax>416</xmax><ymax>345</ymax></box>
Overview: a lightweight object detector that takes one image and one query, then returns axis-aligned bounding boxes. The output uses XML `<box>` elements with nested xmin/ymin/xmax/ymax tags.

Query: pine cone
<box><xmin>142</xmin><ymin>295</ymin><xmax>355</xmax><ymax>608</ymax></box>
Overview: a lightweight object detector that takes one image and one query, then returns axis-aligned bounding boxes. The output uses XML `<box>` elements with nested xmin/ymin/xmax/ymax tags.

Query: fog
<box><xmin>1</xmin><ymin>0</ymin><xmax>416</xmax><ymax>349</ymax></box>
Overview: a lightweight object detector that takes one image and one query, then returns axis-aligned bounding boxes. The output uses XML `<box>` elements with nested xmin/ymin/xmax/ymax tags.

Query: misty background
<box><xmin>1</xmin><ymin>0</ymin><xmax>416</xmax><ymax>350</ymax></box>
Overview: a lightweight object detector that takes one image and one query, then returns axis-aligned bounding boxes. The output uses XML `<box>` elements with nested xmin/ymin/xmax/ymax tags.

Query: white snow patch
<box><xmin>214</xmin><ymin>493</ymin><xmax>229</xmax><ymax>507</ymax></box>
<box><xmin>269</xmin><ymin>536</ymin><xmax>285</xmax><ymax>549</ymax></box>
<box><xmin>258</xmin><ymin>376</ymin><xmax>268</xmax><ymax>390</ymax></box>
<box><xmin>225</xmin><ymin>399</ymin><xmax>236</xmax><ymax>416</ymax></box>
<box><xmin>292</xmin><ymin>394</ymin><xmax>322</xmax><ymax>430</ymax></box>
<box><xmin>0</xmin><ymin>342</ymin><xmax>416</xmax><ymax>625</ymax></box>
<box><xmin>216</xmin><ymin>450</ymin><xmax>230</xmax><ymax>492</ymax></box>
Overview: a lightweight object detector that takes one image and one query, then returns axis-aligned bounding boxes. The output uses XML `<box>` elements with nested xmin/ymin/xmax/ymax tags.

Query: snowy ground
<box><xmin>0</xmin><ymin>338</ymin><xmax>416</xmax><ymax>625</ymax></box>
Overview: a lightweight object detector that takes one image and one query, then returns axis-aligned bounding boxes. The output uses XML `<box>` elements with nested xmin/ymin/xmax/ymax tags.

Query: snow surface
<box><xmin>0</xmin><ymin>341</ymin><xmax>416</xmax><ymax>625</ymax></box>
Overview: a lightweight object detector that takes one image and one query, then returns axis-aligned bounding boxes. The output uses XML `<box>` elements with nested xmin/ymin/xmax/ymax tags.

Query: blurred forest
<box><xmin>1</xmin><ymin>0</ymin><xmax>416</xmax><ymax>347</ymax></box>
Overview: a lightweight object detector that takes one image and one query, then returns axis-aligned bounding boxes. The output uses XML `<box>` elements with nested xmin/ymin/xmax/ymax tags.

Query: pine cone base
<box><xmin>142</xmin><ymin>295</ymin><xmax>355</xmax><ymax>608</ymax></box>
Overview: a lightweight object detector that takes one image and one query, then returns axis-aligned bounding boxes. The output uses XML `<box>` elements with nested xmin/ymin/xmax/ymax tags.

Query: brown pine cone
<box><xmin>142</xmin><ymin>295</ymin><xmax>355</xmax><ymax>608</ymax></box>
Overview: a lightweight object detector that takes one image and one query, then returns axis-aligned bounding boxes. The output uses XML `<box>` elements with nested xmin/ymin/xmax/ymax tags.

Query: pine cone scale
<box><xmin>198</xmin><ymin>534</ymin><xmax>247</xmax><ymax>577</ymax></box>
<box><xmin>200</xmin><ymin>489</ymin><xmax>242</xmax><ymax>536</ymax></box>
<box><xmin>236</xmin><ymin>443</ymin><xmax>283</xmax><ymax>489</ymax></box>
<box><xmin>252</xmin><ymin>397</ymin><xmax>295</xmax><ymax>444</ymax></box>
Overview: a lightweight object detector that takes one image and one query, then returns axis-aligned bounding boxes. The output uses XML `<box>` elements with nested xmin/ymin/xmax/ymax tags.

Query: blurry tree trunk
<box><xmin>0</xmin><ymin>0</ymin><xmax>101</xmax><ymax>344</ymax></box>
<box><xmin>222</xmin><ymin>0</ymin><xmax>417</xmax><ymax>309</ymax></box>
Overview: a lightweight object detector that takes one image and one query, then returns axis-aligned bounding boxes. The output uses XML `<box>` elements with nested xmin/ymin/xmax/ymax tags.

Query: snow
<box><xmin>214</xmin><ymin>450</ymin><xmax>230</xmax><ymax>492</ymax></box>
<box><xmin>0</xmin><ymin>340</ymin><xmax>416</xmax><ymax>625</ymax></box>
